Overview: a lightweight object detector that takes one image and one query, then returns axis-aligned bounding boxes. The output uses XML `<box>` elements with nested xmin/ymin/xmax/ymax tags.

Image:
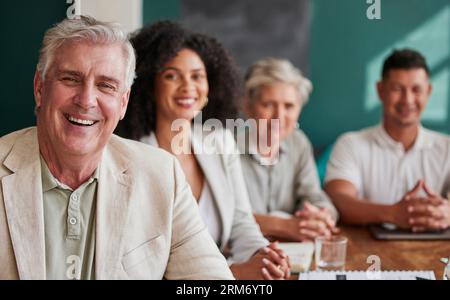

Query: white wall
<box><xmin>79</xmin><ymin>0</ymin><xmax>142</xmax><ymax>33</ymax></box>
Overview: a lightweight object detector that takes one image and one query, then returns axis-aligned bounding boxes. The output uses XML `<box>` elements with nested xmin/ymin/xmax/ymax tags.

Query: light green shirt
<box><xmin>40</xmin><ymin>156</ymin><xmax>98</xmax><ymax>280</ymax></box>
<box><xmin>238</xmin><ymin>129</ymin><xmax>338</xmax><ymax>220</ymax></box>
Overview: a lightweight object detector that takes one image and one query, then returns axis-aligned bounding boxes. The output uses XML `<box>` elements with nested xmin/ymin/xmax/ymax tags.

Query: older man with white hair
<box><xmin>0</xmin><ymin>16</ymin><xmax>233</xmax><ymax>280</ymax></box>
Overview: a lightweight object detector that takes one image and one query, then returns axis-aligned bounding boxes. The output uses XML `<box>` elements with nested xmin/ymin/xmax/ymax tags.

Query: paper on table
<box><xmin>299</xmin><ymin>270</ymin><xmax>436</xmax><ymax>280</ymax></box>
<box><xmin>277</xmin><ymin>242</ymin><xmax>314</xmax><ymax>273</ymax></box>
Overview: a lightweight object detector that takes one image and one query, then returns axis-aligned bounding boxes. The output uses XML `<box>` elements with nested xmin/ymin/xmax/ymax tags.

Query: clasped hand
<box><xmin>393</xmin><ymin>180</ymin><xmax>450</xmax><ymax>232</ymax></box>
<box><xmin>281</xmin><ymin>201</ymin><xmax>339</xmax><ymax>242</ymax></box>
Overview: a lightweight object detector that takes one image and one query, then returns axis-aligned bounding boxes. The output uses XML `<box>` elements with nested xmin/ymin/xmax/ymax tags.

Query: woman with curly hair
<box><xmin>116</xmin><ymin>21</ymin><xmax>290</xmax><ymax>280</ymax></box>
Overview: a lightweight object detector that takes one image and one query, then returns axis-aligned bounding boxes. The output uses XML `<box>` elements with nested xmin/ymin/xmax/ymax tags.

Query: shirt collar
<box><xmin>374</xmin><ymin>123</ymin><xmax>434</xmax><ymax>152</ymax></box>
<box><xmin>239</xmin><ymin>129</ymin><xmax>287</xmax><ymax>166</ymax></box>
<box><xmin>40</xmin><ymin>155</ymin><xmax>99</xmax><ymax>192</ymax></box>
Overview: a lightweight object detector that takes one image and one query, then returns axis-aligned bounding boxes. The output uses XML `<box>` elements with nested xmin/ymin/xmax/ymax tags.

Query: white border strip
<box><xmin>79</xmin><ymin>0</ymin><xmax>142</xmax><ymax>33</ymax></box>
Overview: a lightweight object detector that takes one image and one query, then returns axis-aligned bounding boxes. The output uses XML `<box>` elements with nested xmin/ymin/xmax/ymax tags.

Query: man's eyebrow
<box><xmin>97</xmin><ymin>75</ymin><xmax>120</xmax><ymax>86</ymax></box>
<box><xmin>56</xmin><ymin>69</ymin><xmax>83</xmax><ymax>77</ymax></box>
<box><xmin>56</xmin><ymin>70</ymin><xmax>121</xmax><ymax>86</ymax></box>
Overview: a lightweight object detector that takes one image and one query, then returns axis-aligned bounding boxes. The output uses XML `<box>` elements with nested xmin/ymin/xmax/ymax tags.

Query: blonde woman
<box><xmin>239</xmin><ymin>58</ymin><xmax>339</xmax><ymax>242</ymax></box>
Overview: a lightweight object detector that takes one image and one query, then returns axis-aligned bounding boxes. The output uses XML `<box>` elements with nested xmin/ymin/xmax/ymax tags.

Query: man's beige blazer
<box><xmin>0</xmin><ymin>127</ymin><xmax>233</xmax><ymax>279</ymax></box>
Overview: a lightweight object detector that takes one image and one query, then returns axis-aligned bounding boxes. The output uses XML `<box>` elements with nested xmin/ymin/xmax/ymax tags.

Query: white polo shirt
<box><xmin>325</xmin><ymin>124</ymin><xmax>450</xmax><ymax>205</ymax></box>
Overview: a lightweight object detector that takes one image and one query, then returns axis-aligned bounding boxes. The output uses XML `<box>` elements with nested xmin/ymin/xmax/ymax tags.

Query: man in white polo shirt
<box><xmin>325</xmin><ymin>49</ymin><xmax>450</xmax><ymax>232</ymax></box>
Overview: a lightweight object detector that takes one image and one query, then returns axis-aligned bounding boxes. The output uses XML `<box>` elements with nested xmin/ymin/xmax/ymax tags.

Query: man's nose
<box><xmin>74</xmin><ymin>83</ymin><xmax>98</xmax><ymax>110</ymax></box>
<box><xmin>401</xmin><ymin>89</ymin><xmax>415</xmax><ymax>105</ymax></box>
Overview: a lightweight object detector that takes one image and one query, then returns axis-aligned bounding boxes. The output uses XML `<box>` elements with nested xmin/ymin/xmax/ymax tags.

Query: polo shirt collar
<box><xmin>374</xmin><ymin>123</ymin><xmax>434</xmax><ymax>152</ymax></box>
<box><xmin>40</xmin><ymin>155</ymin><xmax>99</xmax><ymax>192</ymax></box>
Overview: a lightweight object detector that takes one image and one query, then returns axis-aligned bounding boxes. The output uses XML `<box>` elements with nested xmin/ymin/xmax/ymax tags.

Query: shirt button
<box><xmin>71</xmin><ymin>195</ymin><xmax>78</xmax><ymax>201</ymax></box>
<box><xmin>69</xmin><ymin>217</ymin><xmax>77</xmax><ymax>225</ymax></box>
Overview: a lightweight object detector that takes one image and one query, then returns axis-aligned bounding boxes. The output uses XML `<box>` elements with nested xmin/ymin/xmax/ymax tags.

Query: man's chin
<box><xmin>60</xmin><ymin>138</ymin><xmax>98</xmax><ymax>156</ymax></box>
<box><xmin>396</xmin><ymin>118</ymin><xmax>420</xmax><ymax>128</ymax></box>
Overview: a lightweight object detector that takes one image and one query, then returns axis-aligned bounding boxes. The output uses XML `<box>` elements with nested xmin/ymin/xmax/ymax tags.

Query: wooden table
<box><xmin>303</xmin><ymin>225</ymin><xmax>450</xmax><ymax>279</ymax></box>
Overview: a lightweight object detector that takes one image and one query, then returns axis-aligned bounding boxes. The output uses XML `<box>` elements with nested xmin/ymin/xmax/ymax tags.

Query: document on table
<box><xmin>277</xmin><ymin>242</ymin><xmax>314</xmax><ymax>273</ymax></box>
<box><xmin>299</xmin><ymin>270</ymin><xmax>436</xmax><ymax>280</ymax></box>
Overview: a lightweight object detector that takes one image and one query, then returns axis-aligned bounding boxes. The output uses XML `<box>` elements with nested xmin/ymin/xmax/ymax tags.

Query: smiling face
<box><xmin>246</xmin><ymin>82</ymin><xmax>302</xmax><ymax>142</ymax></box>
<box><xmin>154</xmin><ymin>48</ymin><xmax>209</xmax><ymax>123</ymax></box>
<box><xmin>377</xmin><ymin>68</ymin><xmax>432</xmax><ymax>128</ymax></box>
<box><xmin>34</xmin><ymin>41</ymin><xmax>130</xmax><ymax>158</ymax></box>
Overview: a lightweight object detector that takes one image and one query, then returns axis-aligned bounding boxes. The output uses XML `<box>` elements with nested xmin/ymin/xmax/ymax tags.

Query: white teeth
<box><xmin>68</xmin><ymin>116</ymin><xmax>95</xmax><ymax>126</ymax></box>
<box><xmin>177</xmin><ymin>98</ymin><xmax>195</xmax><ymax>105</ymax></box>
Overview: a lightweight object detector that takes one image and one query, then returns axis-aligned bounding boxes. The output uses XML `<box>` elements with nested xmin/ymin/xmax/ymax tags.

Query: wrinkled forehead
<box><xmin>51</xmin><ymin>41</ymin><xmax>128</xmax><ymax>84</ymax></box>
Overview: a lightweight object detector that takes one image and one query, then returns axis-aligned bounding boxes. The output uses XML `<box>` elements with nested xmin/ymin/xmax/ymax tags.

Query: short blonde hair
<box><xmin>245</xmin><ymin>58</ymin><xmax>313</xmax><ymax>106</ymax></box>
<box><xmin>37</xmin><ymin>15</ymin><xmax>136</xmax><ymax>89</ymax></box>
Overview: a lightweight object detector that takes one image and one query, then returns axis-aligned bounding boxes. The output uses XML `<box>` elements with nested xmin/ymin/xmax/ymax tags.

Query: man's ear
<box><xmin>376</xmin><ymin>80</ymin><xmax>385</xmax><ymax>104</ymax></box>
<box><xmin>34</xmin><ymin>71</ymin><xmax>44</xmax><ymax>108</ymax></box>
<box><xmin>119</xmin><ymin>89</ymin><xmax>130</xmax><ymax>120</ymax></box>
<box><xmin>427</xmin><ymin>83</ymin><xmax>433</xmax><ymax>97</ymax></box>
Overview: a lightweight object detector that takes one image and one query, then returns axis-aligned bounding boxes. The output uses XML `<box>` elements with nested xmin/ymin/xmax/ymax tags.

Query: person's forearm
<box><xmin>254</xmin><ymin>214</ymin><xmax>283</xmax><ymax>238</ymax></box>
<box><xmin>330</xmin><ymin>193</ymin><xmax>395</xmax><ymax>225</ymax></box>
<box><xmin>229</xmin><ymin>263</ymin><xmax>243</xmax><ymax>280</ymax></box>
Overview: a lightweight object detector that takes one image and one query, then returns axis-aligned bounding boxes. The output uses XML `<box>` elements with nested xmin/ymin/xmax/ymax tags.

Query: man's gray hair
<box><xmin>36</xmin><ymin>15</ymin><xmax>136</xmax><ymax>89</ymax></box>
<box><xmin>245</xmin><ymin>58</ymin><xmax>313</xmax><ymax>106</ymax></box>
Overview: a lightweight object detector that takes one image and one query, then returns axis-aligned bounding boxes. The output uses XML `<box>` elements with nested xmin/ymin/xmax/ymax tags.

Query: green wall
<box><xmin>0</xmin><ymin>1</ymin><xmax>66</xmax><ymax>136</ymax></box>
<box><xmin>143</xmin><ymin>0</ymin><xmax>180</xmax><ymax>24</ymax></box>
<box><xmin>2</xmin><ymin>0</ymin><xmax>449</xmax><ymax>151</ymax></box>
<box><xmin>302</xmin><ymin>0</ymin><xmax>450</xmax><ymax>149</ymax></box>
<box><xmin>142</xmin><ymin>0</ymin><xmax>450</xmax><ymax>149</ymax></box>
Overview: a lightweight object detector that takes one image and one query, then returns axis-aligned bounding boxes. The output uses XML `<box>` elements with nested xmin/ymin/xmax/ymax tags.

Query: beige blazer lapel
<box><xmin>95</xmin><ymin>139</ymin><xmax>132</xmax><ymax>279</ymax></box>
<box><xmin>191</xmin><ymin>133</ymin><xmax>232</xmax><ymax>249</ymax></box>
<box><xmin>1</xmin><ymin>128</ymin><xmax>46</xmax><ymax>279</ymax></box>
<box><xmin>144</xmin><ymin>131</ymin><xmax>232</xmax><ymax>249</ymax></box>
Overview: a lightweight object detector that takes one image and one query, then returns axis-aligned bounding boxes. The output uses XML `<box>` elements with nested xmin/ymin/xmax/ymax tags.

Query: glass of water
<box><xmin>315</xmin><ymin>235</ymin><xmax>348</xmax><ymax>271</ymax></box>
<box><xmin>441</xmin><ymin>257</ymin><xmax>450</xmax><ymax>280</ymax></box>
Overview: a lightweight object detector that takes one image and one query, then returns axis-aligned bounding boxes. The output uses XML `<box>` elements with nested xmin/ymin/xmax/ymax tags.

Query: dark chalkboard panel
<box><xmin>180</xmin><ymin>0</ymin><xmax>310</xmax><ymax>74</ymax></box>
<box><xmin>0</xmin><ymin>2</ymin><xmax>66</xmax><ymax>136</ymax></box>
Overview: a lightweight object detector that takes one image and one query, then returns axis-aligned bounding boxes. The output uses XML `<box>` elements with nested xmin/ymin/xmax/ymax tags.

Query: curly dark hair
<box><xmin>115</xmin><ymin>20</ymin><xmax>242</xmax><ymax>141</ymax></box>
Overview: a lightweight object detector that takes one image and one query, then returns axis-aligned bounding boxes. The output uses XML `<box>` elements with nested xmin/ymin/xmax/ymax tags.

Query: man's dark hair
<box><xmin>382</xmin><ymin>49</ymin><xmax>430</xmax><ymax>79</ymax></box>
